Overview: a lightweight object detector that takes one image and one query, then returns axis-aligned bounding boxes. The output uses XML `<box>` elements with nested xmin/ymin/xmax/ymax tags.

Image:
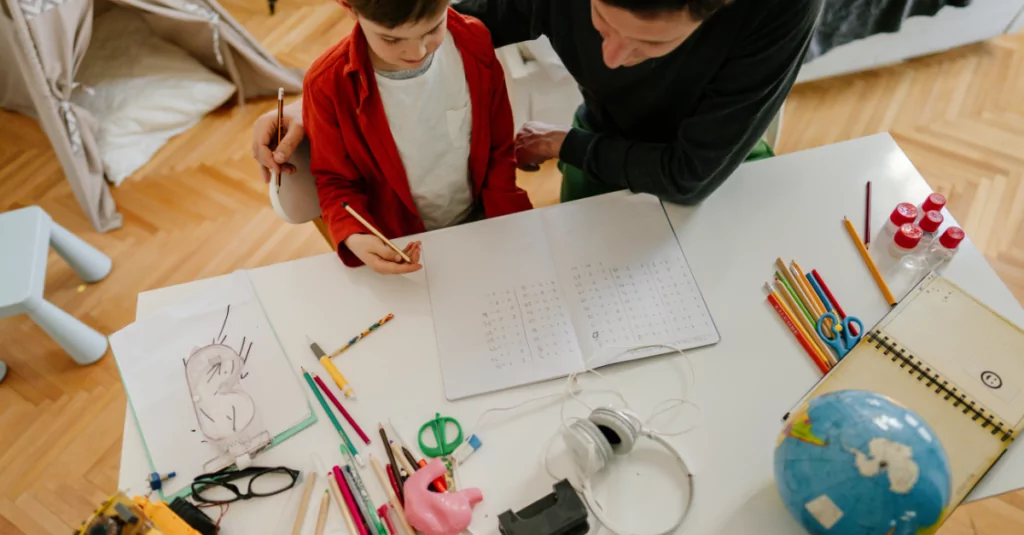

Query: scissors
<box><xmin>418</xmin><ymin>413</ymin><xmax>463</xmax><ymax>458</ymax></box>
<box><xmin>816</xmin><ymin>312</ymin><xmax>864</xmax><ymax>359</ymax></box>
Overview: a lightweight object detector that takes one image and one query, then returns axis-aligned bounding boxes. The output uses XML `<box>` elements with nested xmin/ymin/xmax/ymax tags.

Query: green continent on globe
<box><xmin>788</xmin><ymin>412</ymin><xmax>826</xmax><ymax>446</ymax></box>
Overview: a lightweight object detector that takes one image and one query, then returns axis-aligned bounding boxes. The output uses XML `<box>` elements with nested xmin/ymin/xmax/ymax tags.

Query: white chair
<box><xmin>0</xmin><ymin>206</ymin><xmax>111</xmax><ymax>365</ymax></box>
<box><xmin>268</xmin><ymin>140</ymin><xmax>335</xmax><ymax>249</ymax></box>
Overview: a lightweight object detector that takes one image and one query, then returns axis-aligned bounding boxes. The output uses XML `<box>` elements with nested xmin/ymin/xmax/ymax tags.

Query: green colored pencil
<box><xmin>775</xmin><ymin>270</ymin><xmax>815</xmax><ymax>325</ymax></box>
<box><xmin>301</xmin><ymin>367</ymin><xmax>359</xmax><ymax>457</ymax></box>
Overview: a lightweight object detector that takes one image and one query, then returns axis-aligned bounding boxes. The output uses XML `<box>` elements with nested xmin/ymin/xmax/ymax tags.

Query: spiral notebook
<box><xmin>789</xmin><ymin>272</ymin><xmax>1024</xmax><ymax>521</ymax></box>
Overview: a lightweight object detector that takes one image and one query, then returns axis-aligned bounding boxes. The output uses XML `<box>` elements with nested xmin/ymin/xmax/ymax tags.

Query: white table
<box><xmin>119</xmin><ymin>134</ymin><xmax>1024</xmax><ymax>534</ymax></box>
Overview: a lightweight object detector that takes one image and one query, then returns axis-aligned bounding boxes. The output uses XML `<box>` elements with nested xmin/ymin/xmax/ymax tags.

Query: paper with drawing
<box><xmin>111</xmin><ymin>272</ymin><xmax>312</xmax><ymax>497</ymax></box>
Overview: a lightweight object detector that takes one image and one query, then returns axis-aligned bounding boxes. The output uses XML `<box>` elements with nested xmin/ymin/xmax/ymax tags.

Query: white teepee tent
<box><xmin>0</xmin><ymin>0</ymin><xmax>301</xmax><ymax>232</ymax></box>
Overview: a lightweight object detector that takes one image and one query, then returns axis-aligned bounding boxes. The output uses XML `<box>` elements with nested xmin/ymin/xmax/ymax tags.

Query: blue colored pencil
<box><xmin>806</xmin><ymin>273</ymin><xmax>834</xmax><ymax>313</ymax></box>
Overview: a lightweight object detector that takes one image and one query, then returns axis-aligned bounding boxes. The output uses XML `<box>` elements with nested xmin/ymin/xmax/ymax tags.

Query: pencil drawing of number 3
<box><xmin>183</xmin><ymin>305</ymin><xmax>256</xmax><ymax>442</ymax></box>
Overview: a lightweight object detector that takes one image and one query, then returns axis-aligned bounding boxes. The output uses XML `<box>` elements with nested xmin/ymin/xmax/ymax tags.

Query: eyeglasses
<box><xmin>190</xmin><ymin>466</ymin><xmax>300</xmax><ymax>504</ymax></box>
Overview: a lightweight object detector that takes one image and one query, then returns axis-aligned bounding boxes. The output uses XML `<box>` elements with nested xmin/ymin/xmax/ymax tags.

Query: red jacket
<box><xmin>304</xmin><ymin>9</ymin><xmax>533</xmax><ymax>267</ymax></box>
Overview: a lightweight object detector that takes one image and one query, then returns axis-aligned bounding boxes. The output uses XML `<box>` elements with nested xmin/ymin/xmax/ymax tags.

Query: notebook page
<box><xmin>542</xmin><ymin>193</ymin><xmax>719</xmax><ymax>367</ymax></box>
<box><xmin>424</xmin><ymin>211</ymin><xmax>584</xmax><ymax>400</ymax></box>
<box><xmin>879</xmin><ymin>275</ymin><xmax>1024</xmax><ymax>427</ymax></box>
<box><xmin>804</xmin><ymin>340</ymin><xmax>1008</xmax><ymax>507</ymax></box>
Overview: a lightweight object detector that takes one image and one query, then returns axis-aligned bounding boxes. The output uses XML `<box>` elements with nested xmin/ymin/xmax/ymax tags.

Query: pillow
<box><xmin>71</xmin><ymin>7</ymin><xmax>236</xmax><ymax>185</ymax></box>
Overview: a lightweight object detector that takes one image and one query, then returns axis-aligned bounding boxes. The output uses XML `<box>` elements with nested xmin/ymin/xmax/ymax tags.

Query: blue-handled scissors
<box><xmin>816</xmin><ymin>312</ymin><xmax>864</xmax><ymax>359</ymax></box>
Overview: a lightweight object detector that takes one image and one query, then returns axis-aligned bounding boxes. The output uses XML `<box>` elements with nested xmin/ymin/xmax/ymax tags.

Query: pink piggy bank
<box><xmin>404</xmin><ymin>458</ymin><xmax>483</xmax><ymax>535</ymax></box>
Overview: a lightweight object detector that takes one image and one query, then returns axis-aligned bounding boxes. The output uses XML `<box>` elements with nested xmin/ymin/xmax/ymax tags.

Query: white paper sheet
<box><xmin>424</xmin><ymin>193</ymin><xmax>719</xmax><ymax>400</ymax></box>
<box><xmin>110</xmin><ymin>272</ymin><xmax>312</xmax><ymax>496</ymax></box>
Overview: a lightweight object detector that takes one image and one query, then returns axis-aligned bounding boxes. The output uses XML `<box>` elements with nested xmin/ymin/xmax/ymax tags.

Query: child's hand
<box><xmin>345</xmin><ymin>234</ymin><xmax>423</xmax><ymax>274</ymax></box>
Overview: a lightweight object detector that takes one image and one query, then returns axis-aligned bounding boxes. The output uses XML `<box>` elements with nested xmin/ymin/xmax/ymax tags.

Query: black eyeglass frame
<box><xmin>190</xmin><ymin>466</ymin><xmax>300</xmax><ymax>504</ymax></box>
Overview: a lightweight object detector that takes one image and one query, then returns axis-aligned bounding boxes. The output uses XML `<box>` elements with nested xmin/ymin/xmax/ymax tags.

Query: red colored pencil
<box><xmin>386</xmin><ymin>465</ymin><xmax>402</xmax><ymax>505</ymax></box>
<box><xmin>768</xmin><ymin>293</ymin><xmax>830</xmax><ymax>375</ymax></box>
<box><xmin>864</xmin><ymin>181</ymin><xmax>872</xmax><ymax>247</ymax></box>
<box><xmin>812</xmin><ymin>269</ymin><xmax>857</xmax><ymax>336</ymax></box>
<box><xmin>313</xmin><ymin>374</ymin><xmax>372</xmax><ymax>444</ymax></box>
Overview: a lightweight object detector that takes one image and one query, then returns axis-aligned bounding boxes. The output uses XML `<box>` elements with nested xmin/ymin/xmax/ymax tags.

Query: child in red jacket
<box><xmin>304</xmin><ymin>0</ymin><xmax>533</xmax><ymax>274</ymax></box>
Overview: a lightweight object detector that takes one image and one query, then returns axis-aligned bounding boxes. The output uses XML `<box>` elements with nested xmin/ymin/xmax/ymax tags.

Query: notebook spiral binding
<box><xmin>867</xmin><ymin>330</ymin><xmax>1015</xmax><ymax>443</ymax></box>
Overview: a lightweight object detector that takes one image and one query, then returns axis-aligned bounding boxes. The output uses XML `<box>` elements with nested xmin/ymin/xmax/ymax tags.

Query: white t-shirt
<box><xmin>375</xmin><ymin>32</ymin><xmax>474</xmax><ymax>231</ymax></box>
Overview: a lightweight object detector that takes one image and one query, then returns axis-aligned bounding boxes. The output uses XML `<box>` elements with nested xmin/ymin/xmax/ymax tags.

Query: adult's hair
<box><xmin>599</xmin><ymin>0</ymin><xmax>730</xmax><ymax>21</ymax></box>
<box><xmin>346</xmin><ymin>0</ymin><xmax>448</xmax><ymax>28</ymax></box>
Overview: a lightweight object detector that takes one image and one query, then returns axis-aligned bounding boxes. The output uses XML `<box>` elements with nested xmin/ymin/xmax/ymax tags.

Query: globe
<box><xmin>775</xmin><ymin>390</ymin><xmax>952</xmax><ymax>535</ymax></box>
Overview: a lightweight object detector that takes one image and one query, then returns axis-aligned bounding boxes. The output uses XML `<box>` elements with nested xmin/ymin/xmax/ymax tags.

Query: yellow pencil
<box><xmin>342</xmin><ymin>202</ymin><xmax>412</xmax><ymax>263</ymax></box>
<box><xmin>774</xmin><ymin>280</ymin><xmax>836</xmax><ymax>366</ymax></box>
<box><xmin>843</xmin><ymin>217</ymin><xmax>897</xmax><ymax>306</ymax></box>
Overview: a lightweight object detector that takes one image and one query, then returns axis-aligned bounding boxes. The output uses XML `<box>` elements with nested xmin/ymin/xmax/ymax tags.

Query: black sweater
<box><xmin>453</xmin><ymin>0</ymin><xmax>822</xmax><ymax>204</ymax></box>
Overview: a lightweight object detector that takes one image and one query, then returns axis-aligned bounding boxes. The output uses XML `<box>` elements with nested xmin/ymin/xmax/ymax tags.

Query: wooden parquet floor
<box><xmin>0</xmin><ymin>0</ymin><xmax>1021</xmax><ymax>529</ymax></box>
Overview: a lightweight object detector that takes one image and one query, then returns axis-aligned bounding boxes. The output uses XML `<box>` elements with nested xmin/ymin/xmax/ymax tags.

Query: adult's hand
<box><xmin>345</xmin><ymin>234</ymin><xmax>423</xmax><ymax>275</ymax></box>
<box><xmin>252</xmin><ymin>100</ymin><xmax>305</xmax><ymax>183</ymax></box>
<box><xmin>514</xmin><ymin>121</ymin><xmax>570</xmax><ymax>171</ymax></box>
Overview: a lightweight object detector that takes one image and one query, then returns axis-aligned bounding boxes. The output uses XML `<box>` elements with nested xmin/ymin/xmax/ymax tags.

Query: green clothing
<box><xmin>559</xmin><ymin>113</ymin><xmax>775</xmax><ymax>203</ymax></box>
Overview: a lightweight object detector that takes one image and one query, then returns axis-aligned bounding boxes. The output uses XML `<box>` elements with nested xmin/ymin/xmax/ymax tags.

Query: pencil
<box><xmin>307</xmin><ymin>335</ymin><xmax>355</xmax><ymax>399</ymax></box>
<box><xmin>806</xmin><ymin>272</ymin><xmax>834</xmax><ymax>313</ymax></box>
<box><xmin>340</xmin><ymin>464</ymin><xmax>385</xmax><ymax>535</ymax></box>
<box><xmin>392</xmin><ymin>443</ymin><xmax>417</xmax><ymax>479</ymax></box>
<box><xmin>315</xmin><ymin>491</ymin><xmax>330</xmax><ymax>535</ymax></box>
<box><xmin>333</xmin><ymin>467</ymin><xmax>368</xmax><ymax>535</ymax></box>
<box><xmin>274</xmin><ymin>88</ymin><xmax>284</xmax><ymax>188</ymax></box>
<box><xmin>327</xmin><ymin>470</ymin><xmax>360</xmax><ymax>535</ymax></box>
<box><xmin>389</xmin><ymin>420</ymin><xmax>447</xmax><ymax>492</ymax></box>
<box><xmin>329</xmin><ymin>314</ymin><xmax>396</xmax><ymax>358</ymax></box>
<box><xmin>775</xmin><ymin>270</ymin><xmax>814</xmax><ymax>325</ymax></box>
<box><xmin>773</xmin><ymin>280</ymin><xmax>836</xmax><ymax>366</ymax></box>
<box><xmin>386</xmin><ymin>465</ymin><xmax>402</xmax><ymax>503</ymax></box>
<box><xmin>865</xmin><ymin>181</ymin><xmax>872</xmax><ymax>247</ymax></box>
<box><xmin>290</xmin><ymin>472</ymin><xmax>317</xmax><ymax>535</ymax></box>
<box><xmin>843</xmin><ymin>217</ymin><xmax>896</xmax><ymax>306</ymax></box>
<box><xmin>767</xmin><ymin>291</ymin><xmax>829</xmax><ymax>374</ymax></box>
<box><xmin>301</xmin><ymin>367</ymin><xmax>360</xmax><ymax>459</ymax></box>
<box><xmin>314</xmin><ymin>372</ymin><xmax>370</xmax><ymax>444</ymax></box>
<box><xmin>371</xmin><ymin>455</ymin><xmax>416</xmax><ymax>535</ymax></box>
<box><xmin>342</xmin><ymin>202</ymin><xmax>412</xmax><ymax>263</ymax></box>
<box><xmin>379</xmin><ymin>425</ymin><xmax>405</xmax><ymax>503</ymax></box>
<box><xmin>790</xmin><ymin>263</ymin><xmax>825</xmax><ymax>318</ymax></box>
<box><xmin>812</xmin><ymin>269</ymin><xmax>857</xmax><ymax>337</ymax></box>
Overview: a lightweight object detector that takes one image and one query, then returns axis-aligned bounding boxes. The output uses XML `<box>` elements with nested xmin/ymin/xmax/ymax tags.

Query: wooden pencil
<box><xmin>342</xmin><ymin>202</ymin><xmax>412</xmax><ymax>263</ymax></box>
<box><xmin>379</xmin><ymin>425</ymin><xmax>405</xmax><ymax>503</ymax></box>
<box><xmin>843</xmin><ymin>217</ymin><xmax>896</xmax><ymax>306</ymax></box>
<box><xmin>314</xmin><ymin>490</ymin><xmax>330</xmax><ymax>535</ymax></box>
<box><xmin>792</xmin><ymin>261</ymin><xmax>826</xmax><ymax>316</ymax></box>
<box><xmin>775</xmin><ymin>270</ymin><xmax>814</xmax><ymax>325</ymax></box>
<box><xmin>767</xmin><ymin>290</ymin><xmax>829</xmax><ymax>374</ymax></box>
<box><xmin>273</xmin><ymin>88</ymin><xmax>284</xmax><ymax>188</ymax></box>
<box><xmin>327</xmin><ymin>471</ymin><xmax>360</xmax><ymax>535</ymax></box>
<box><xmin>774</xmin><ymin>280</ymin><xmax>836</xmax><ymax>366</ymax></box>
<box><xmin>865</xmin><ymin>181</ymin><xmax>872</xmax><ymax>247</ymax></box>
<box><xmin>370</xmin><ymin>455</ymin><xmax>415</xmax><ymax>535</ymax></box>
<box><xmin>392</xmin><ymin>443</ymin><xmax>417</xmax><ymax>478</ymax></box>
<box><xmin>291</xmin><ymin>472</ymin><xmax>317</xmax><ymax>535</ymax></box>
<box><xmin>790</xmin><ymin>264</ymin><xmax>825</xmax><ymax>318</ymax></box>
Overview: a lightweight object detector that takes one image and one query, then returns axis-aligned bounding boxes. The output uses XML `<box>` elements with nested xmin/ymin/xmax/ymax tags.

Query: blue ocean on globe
<box><xmin>775</xmin><ymin>390</ymin><xmax>952</xmax><ymax>535</ymax></box>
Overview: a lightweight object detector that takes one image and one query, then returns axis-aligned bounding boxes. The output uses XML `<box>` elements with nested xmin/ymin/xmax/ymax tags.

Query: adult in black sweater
<box><xmin>254</xmin><ymin>0</ymin><xmax>823</xmax><ymax>205</ymax></box>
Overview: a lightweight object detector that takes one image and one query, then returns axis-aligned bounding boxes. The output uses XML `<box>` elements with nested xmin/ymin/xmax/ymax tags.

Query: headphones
<box><xmin>563</xmin><ymin>407</ymin><xmax>694</xmax><ymax>535</ymax></box>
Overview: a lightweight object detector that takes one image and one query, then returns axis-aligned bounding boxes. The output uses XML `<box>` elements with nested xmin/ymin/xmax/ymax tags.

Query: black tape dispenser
<box><xmin>497</xmin><ymin>479</ymin><xmax>589</xmax><ymax>535</ymax></box>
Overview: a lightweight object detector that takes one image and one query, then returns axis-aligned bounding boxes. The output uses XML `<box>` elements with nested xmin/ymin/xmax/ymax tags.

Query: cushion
<box><xmin>71</xmin><ymin>7</ymin><xmax>236</xmax><ymax>185</ymax></box>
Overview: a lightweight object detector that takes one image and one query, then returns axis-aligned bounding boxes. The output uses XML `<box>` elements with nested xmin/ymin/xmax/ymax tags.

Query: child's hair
<box><xmin>346</xmin><ymin>0</ymin><xmax>449</xmax><ymax>28</ymax></box>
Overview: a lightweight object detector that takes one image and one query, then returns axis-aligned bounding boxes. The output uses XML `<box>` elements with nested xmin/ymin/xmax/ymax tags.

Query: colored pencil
<box><xmin>371</xmin><ymin>455</ymin><xmax>416</xmax><ymax>535</ymax></box>
<box><xmin>812</xmin><ymin>270</ymin><xmax>858</xmax><ymax>336</ymax></box>
<box><xmin>330</xmin><ymin>314</ymin><xmax>396</xmax><ymax>358</ymax></box>
<box><xmin>775</xmin><ymin>270</ymin><xmax>814</xmax><ymax>325</ymax></box>
<box><xmin>843</xmin><ymin>217</ymin><xmax>897</xmax><ymax>306</ymax></box>
<box><xmin>327</xmin><ymin>470</ymin><xmax>360</xmax><ymax>535</ymax></box>
<box><xmin>386</xmin><ymin>465</ymin><xmax>402</xmax><ymax>503</ymax></box>
<box><xmin>806</xmin><ymin>272</ymin><xmax>834</xmax><ymax>312</ymax></box>
<box><xmin>865</xmin><ymin>181</ymin><xmax>872</xmax><ymax>247</ymax></box>
<box><xmin>333</xmin><ymin>467</ymin><xmax>368</xmax><ymax>535</ymax></box>
<box><xmin>290</xmin><ymin>472</ymin><xmax>317</xmax><ymax>535</ymax></box>
<box><xmin>314</xmin><ymin>373</ymin><xmax>370</xmax><ymax>444</ymax></box>
<box><xmin>301</xmin><ymin>367</ymin><xmax>359</xmax><ymax>458</ymax></box>
<box><xmin>314</xmin><ymin>491</ymin><xmax>330</xmax><ymax>535</ymax></box>
<box><xmin>791</xmin><ymin>263</ymin><xmax>825</xmax><ymax>318</ymax></box>
<box><xmin>341</xmin><ymin>464</ymin><xmax>385</xmax><ymax>535</ymax></box>
<box><xmin>379</xmin><ymin>425</ymin><xmax>405</xmax><ymax>503</ymax></box>
<box><xmin>389</xmin><ymin>420</ymin><xmax>447</xmax><ymax>492</ymax></box>
<box><xmin>392</xmin><ymin>443</ymin><xmax>417</xmax><ymax>480</ymax></box>
<box><xmin>773</xmin><ymin>280</ymin><xmax>836</xmax><ymax>366</ymax></box>
<box><xmin>767</xmin><ymin>291</ymin><xmax>829</xmax><ymax>374</ymax></box>
<box><xmin>342</xmin><ymin>202</ymin><xmax>411</xmax><ymax>263</ymax></box>
<box><xmin>307</xmin><ymin>335</ymin><xmax>355</xmax><ymax>398</ymax></box>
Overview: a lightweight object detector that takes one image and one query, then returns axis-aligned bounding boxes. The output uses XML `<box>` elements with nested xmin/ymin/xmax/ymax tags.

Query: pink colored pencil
<box><xmin>313</xmin><ymin>373</ymin><xmax>371</xmax><ymax>444</ymax></box>
<box><xmin>335</xmin><ymin>466</ymin><xmax>369</xmax><ymax>535</ymax></box>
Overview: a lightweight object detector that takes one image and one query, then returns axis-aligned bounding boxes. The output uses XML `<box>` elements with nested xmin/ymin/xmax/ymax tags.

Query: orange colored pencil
<box><xmin>767</xmin><ymin>291</ymin><xmax>829</xmax><ymax>374</ymax></box>
<box><xmin>843</xmin><ymin>217</ymin><xmax>896</xmax><ymax>306</ymax></box>
<box><xmin>773</xmin><ymin>280</ymin><xmax>836</xmax><ymax>367</ymax></box>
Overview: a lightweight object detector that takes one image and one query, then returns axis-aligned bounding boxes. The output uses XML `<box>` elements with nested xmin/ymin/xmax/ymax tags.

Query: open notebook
<box><xmin>424</xmin><ymin>192</ymin><xmax>720</xmax><ymax>400</ymax></box>
<box><xmin>791</xmin><ymin>272</ymin><xmax>1024</xmax><ymax>518</ymax></box>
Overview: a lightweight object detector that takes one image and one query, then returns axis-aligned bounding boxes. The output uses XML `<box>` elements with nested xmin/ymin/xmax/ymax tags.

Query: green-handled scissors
<box><xmin>418</xmin><ymin>413</ymin><xmax>463</xmax><ymax>458</ymax></box>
